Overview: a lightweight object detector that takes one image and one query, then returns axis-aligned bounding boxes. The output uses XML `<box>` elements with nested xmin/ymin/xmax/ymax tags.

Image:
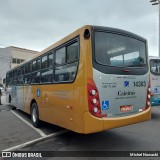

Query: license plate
<box><xmin>120</xmin><ymin>105</ymin><xmax>132</xmax><ymax>112</ymax></box>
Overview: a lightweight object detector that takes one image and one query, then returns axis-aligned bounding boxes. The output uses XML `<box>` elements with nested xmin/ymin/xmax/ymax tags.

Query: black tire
<box><xmin>31</xmin><ymin>102</ymin><xmax>40</xmax><ymax>128</ymax></box>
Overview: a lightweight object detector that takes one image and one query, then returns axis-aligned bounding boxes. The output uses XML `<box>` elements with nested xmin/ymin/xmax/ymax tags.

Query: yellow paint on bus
<box><xmin>6</xmin><ymin>25</ymin><xmax>151</xmax><ymax>134</ymax></box>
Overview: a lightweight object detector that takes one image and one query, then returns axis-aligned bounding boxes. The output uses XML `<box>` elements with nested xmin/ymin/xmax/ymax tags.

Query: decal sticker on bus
<box><xmin>102</xmin><ymin>101</ymin><xmax>109</xmax><ymax>110</ymax></box>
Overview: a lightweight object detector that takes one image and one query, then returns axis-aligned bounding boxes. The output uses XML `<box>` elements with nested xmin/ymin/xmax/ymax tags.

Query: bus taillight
<box><xmin>87</xmin><ymin>79</ymin><xmax>102</xmax><ymax>118</ymax></box>
<box><xmin>145</xmin><ymin>81</ymin><xmax>151</xmax><ymax>110</ymax></box>
<box><xmin>141</xmin><ymin>81</ymin><xmax>151</xmax><ymax>112</ymax></box>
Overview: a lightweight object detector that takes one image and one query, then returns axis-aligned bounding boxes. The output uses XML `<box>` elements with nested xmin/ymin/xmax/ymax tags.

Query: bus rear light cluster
<box><xmin>90</xmin><ymin>89</ymin><xmax>96</xmax><ymax>96</ymax></box>
<box><xmin>148</xmin><ymin>87</ymin><xmax>151</xmax><ymax>92</ymax></box>
<box><xmin>147</xmin><ymin>94</ymin><xmax>151</xmax><ymax>99</ymax></box>
<box><xmin>92</xmin><ymin>98</ymin><xmax>97</xmax><ymax>104</ymax></box>
<box><xmin>145</xmin><ymin>81</ymin><xmax>151</xmax><ymax>110</ymax></box>
<box><xmin>87</xmin><ymin>79</ymin><xmax>102</xmax><ymax>118</ymax></box>
<box><xmin>147</xmin><ymin>101</ymin><xmax>150</xmax><ymax>106</ymax></box>
<box><xmin>93</xmin><ymin>107</ymin><xmax>98</xmax><ymax>113</ymax></box>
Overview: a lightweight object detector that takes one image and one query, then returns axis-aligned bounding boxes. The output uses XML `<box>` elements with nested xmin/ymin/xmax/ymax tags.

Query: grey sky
<box><xmin>0</xmin><ymin>0</ymin><xmax>159</xmax><ymax>56</ymax></box>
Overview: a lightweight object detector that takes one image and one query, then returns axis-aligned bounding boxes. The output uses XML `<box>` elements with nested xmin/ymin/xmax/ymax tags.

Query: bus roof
<box><xmin>7</xmin><ymin>25</ymin><xmax>147</xmax><ymax>73</ymax></box>
<box><xmin>92</xmin><ymin>25</ymin><xmax>147</xmax><ymax>41</ymax></box>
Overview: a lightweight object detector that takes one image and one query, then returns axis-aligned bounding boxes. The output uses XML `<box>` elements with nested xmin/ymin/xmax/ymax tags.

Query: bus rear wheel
<box><xmin>31</xmin><ymin>103</ymin><xmax>40</xmax><ymax>128</ymax></box>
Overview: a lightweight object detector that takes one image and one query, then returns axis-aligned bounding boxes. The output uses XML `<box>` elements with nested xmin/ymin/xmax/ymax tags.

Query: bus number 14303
<box><xmin>133</xmin><ymin>81</ymin><xmax>146</xmax><ymax>87</ymax></box>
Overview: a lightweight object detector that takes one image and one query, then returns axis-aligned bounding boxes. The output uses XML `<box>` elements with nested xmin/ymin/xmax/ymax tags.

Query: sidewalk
<box><xmin>1</xmin><ymin>95</ymin><xmax>7</xmax><ymax>104</ymax></box>
<box><xmin>0</xmin><ymin>94</ymin><xmax>13</xmax><ymax>110</ymax></box>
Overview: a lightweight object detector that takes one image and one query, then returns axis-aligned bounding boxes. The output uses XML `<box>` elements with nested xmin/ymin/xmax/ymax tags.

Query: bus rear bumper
<box><xmin>83</xmin><ymin>107</ymin><xmax>151</xmax><ymax>134</ymax></box>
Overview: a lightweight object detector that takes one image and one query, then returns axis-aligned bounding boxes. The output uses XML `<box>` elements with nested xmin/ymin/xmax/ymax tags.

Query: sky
<box><xmin>0</xmin><ymin>0</ymin><xmax>159</xmax><ymax>56</ymax></box>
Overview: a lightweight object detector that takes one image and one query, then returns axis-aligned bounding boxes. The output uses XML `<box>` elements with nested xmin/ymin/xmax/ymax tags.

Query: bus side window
<box><xmin>31</xmin><ymin>72</ymin><xmax>40</xmax><ymax>84</ymax></box>
<box><xmin>67</xmin><ymin>42</ymin><xmax>78</xmax><ymax>63</ymax></box>
<box><xmin>32</xmin><ymin>60</ymin><xmax>37</xmax><ymax>72</ymax></box>
<box><xmin>48</xmin><ymin>53</ymin><xmax>53</xmax><ymax>67</ymax></box>
<box><xmin>24</xmin><ymin>74</ymin><xmax>31</xmax><ymax>84</ymax></box>
<box><xmin>41</xmin><ymin>55</ymin><xmax>48</xmax><ymax>69</ymax></box>
<box><xmin>55</xmin><ymin>47</ymin><xmax>66</xmax><ymax>65</ymax></box>
<box><xmin>41</xmin><ymin>53</ymin><xmax>53</xmax><ymax>84</ymax></box>
<box><xmin>41</xmin><ymin>68</ymin><xmax>53</xmax><ymax>83</ymax></box>
<box><xmin>54</xmin><ymin>41</ymin><xmax>79</xmax><ymax>82</ymax></box>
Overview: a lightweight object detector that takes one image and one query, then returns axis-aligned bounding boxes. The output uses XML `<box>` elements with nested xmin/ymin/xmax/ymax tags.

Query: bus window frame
<box><xmin>6</xmin><ymin>36</ymin><xmax>80</xmax><ymax>87</ymax></box>
<box><xmin>40</xmin><ymin>51</ymin><xmax>54</xmax><ymax>84</ymax></box>
<box><xmin>53</xmin><ymin>37</ymin><xmax>80</xmax><ymax>84</ymax></box>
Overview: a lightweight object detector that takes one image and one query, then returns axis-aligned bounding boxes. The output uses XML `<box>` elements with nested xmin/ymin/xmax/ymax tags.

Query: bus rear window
<box><xmin>94</xmin><ymin>32</ymin><xmax>146</xmax><ymax>67</ymax></box>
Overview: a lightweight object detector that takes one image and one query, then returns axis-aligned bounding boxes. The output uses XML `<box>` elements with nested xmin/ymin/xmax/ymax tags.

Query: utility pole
<box><xmin>150</xmin><ymin>0</ymin><xmax>160</xmax><ymax>57</ymax></box>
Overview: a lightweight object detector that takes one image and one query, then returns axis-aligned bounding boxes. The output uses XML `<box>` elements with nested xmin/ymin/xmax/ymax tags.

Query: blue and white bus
<box><xmin>149</xmin><ymin>56</ymin><xmax>160</xmax><ymax>106</ymax></box>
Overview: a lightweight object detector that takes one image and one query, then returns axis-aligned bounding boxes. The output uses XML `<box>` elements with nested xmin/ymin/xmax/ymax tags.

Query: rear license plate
<box><xmin>120</xmin><ymin>105</ymin><xmax>132</xmax><ymax>112</ymax></box>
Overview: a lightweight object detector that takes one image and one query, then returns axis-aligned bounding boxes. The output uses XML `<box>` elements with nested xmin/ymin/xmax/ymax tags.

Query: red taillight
<box><xmin>87</xmin><ymin>79</ymin><xmax>102</xmax><ymax>118</ymax></box>
<box><xmin>145</xmin><ymin>80</ymin><xmax>151</xmax><ymax>110</ymax></box>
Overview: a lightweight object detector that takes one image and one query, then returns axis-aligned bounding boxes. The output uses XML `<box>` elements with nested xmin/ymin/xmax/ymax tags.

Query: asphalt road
<box><xmin>23</xmin><ymin>107</ymin><xmax>160</xmax><ymax>151</ymax></box>
<box><xmin>20</xmin><ymin>107</ymin><xmax>160</xmax><ymax>160</ymax></box>
<box><xmin>0</xmin><ymin>95</ymin><xmax>64</xmax><ymax>151</ymax></box>
<box><xmin>0</xmin><ymin>95</ymin><xmax>160</xmax><ymax>160</ymax></box>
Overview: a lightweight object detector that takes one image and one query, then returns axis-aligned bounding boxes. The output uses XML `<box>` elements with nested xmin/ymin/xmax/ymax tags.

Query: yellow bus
<box><xmin>6</xmin><ymin>25</ymin><xmax>151</xmax><ymax>134</ymax></box>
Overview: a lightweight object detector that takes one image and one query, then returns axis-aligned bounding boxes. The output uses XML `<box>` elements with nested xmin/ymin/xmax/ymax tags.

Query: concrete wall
<box><xmin>0</xmin><ymin>47</ymin><xmax>11</xmax><ymax>84</ymax></box>
<box><xmin>0</xmin><ymin>46</ymin><xmax>38</xmax><ymax>85</ymax></box>
<box><xmin>11</xmin><ymin>47</ymin><xmax>37</xmax><ymax>68</ymax></box>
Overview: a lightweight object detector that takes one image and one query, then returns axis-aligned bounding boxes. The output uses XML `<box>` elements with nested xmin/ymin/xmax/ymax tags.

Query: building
<box><xmin>0</xmin><ymin>46</ymin><xmax>38</xmax><ymax>84</ymax></box>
